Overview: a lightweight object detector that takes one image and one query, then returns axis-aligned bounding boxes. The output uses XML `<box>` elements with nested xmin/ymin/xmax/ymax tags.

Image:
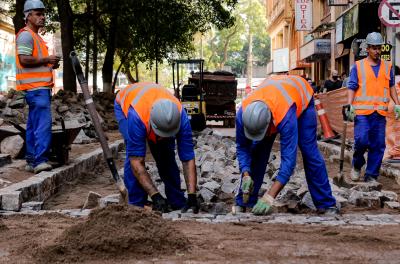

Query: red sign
<box><xmin>379</xmin><ymin>0</ymin><xmax>400</xmax><ymax>27</ymax></box>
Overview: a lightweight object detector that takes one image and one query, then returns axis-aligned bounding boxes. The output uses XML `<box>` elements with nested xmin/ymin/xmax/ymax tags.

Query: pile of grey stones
<box><xmin>148</xmin><ymin>128</ymin><xmax>400</xmax><ymax>215</ymax></box>
<box><xmin>0</xmin><ymin>89</ymin><xmax>119</xmax><ymax>158</ymax></box>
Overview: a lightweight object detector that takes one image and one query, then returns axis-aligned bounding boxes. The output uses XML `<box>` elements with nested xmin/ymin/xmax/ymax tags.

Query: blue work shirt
<box><xmin>236</xmin><ymin>104</ymin><xmax>297</xmax><ymax>185</ymax></box>
<box><xmin>348</xmin><ymin>59</ymin><xmax>395</xmax><ymax>91</ymax></box>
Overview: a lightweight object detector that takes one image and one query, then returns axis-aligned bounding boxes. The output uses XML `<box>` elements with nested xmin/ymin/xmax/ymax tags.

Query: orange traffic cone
<box><xmin>314</xmin><ymin>98</ymin><xmax>336</xmax><ymax>140</ymax></box>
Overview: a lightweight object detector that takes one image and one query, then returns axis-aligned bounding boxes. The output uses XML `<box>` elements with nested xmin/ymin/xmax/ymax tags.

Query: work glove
<box><xmin>151</xmin><ymin>192</ymin><xmax>170</xmax><ymax>214</ymax></box>
<box><xmin>395</xmin><ymin>105</ymin><xmax>400</xmax><ymax>120</ymax></box>
<box><xmin>342</xmin><ymin>104</ymin><xmax>355</xmax><ymax>122</ymax></box>
<box><xmin>241</xmin><ymin>175</ymin><xmax>253</xmax><ymax>204</ymax></box>
<box><xmin>251</xmin><ymin>194</ymin><xmax>275</xmax><ymax>215</ymax></box>
<box><xmin>181</xmin><ymin>193</ymin><xmax>199</xmax><ymax>214</ymax></box>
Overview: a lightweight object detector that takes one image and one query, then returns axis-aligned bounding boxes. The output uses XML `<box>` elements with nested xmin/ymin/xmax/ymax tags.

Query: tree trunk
<box><xmin>220</xmin><ymin>25</ymin><xmax>238</xmax><ymax>70</ymax></box>
<box><xmin>84</xmin><ymin>0</ymin><xmax>91</xmax><ymax>81</ymax></box>
<box><xmin>101</xmin><ymin>14</ymin><xmax>117</xmax><ymax>93</ymax></box>
<box><xmin>13</xmin><ymin>0</ymin><xmax>25</xmax><ymax>33</ymax></box>
<box><xmin>246</xmin><ymin>32</ymin><xmax>253</xmax><ymax>88</ymax></box>
<box><xmin>92</xmin><ymin>0</ymin><xmax>98</xmax><ymax>93</ymax></box>
<box><xmin>155</xmin><ymin>59</ymin><xmax>158</xmax><ymax>83</ymax></box>
<box><xmin>135</xmin><ymin>62</ymin><xmax>139</xmax><ymax>81</ymax></box>
<box><xmin>56</xmin><ymin>0</ymin><xmax>76</xmax><ymax>93</ymax></box>
<box><xmin>112</xmin><ymin>62</ymin><xmax>123</xmax><ymax>93</ymax></box>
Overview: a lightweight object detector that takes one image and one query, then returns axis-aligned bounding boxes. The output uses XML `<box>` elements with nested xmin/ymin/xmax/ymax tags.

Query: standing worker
<box><xmin>345</xmin><ymin>32</ymin><xmax>400</xmax><ymax>182</ymax></box>
<box><xmin>235</xmin><ymin>75</ymin><xmax>337</xmax><ymax>215</ymax></box>
<box><xmin>114</xmin><ymin>82</ymin><xmax>199</xmax><ymax>213</ymax></box>
<box><xmin>16</xmin><ymin>0</ymin><xmax>60</xmax><ymax>174</ymax></box>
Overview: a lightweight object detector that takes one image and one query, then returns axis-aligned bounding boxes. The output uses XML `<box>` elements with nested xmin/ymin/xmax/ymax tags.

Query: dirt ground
<box><xmin>1</xmin><ymin>211</ymin><xmax>400</xmax><ymax>264</ymax></box>
<box><xmin>0</xmin><ymin>131</ymin><xmax>122</xmax><ymax>189</ymax></box>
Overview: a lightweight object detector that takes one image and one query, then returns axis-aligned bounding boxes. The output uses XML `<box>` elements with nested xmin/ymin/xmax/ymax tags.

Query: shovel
<box><xmin>333</xmin><ymin>106</ymin><xmax>352</xmax><ymax>188</ymax></box>
<box><xmin>69</xmin><ymin>51</ymin><xmax>128</xmax><ymax>203</ymax></box>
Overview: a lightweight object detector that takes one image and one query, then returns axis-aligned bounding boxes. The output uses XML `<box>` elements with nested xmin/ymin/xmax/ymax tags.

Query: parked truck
<box><xmin>173</xmin><ymin>59</ymin><xmax>238</xmax><ymax>130</ymax></box>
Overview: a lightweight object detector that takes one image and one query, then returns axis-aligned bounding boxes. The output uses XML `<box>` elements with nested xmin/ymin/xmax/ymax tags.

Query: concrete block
<box><xmin>202</xmin><ymin>181</ymin><xmax>221</xmax><ymax>193</ymax></box>
<box><xmin>384</xmin><ymin>201</ymin><xmax>400</xmax><ymax>209</ymax></box>
<box><xmin>0</xmin><ymin>191</ymin><xmax>22</xmax><ymax>211</ymax></box>
<box><xmin>99</xmin><ymin>194</ymin><xmax>120</xmax><ymax>208</ymax></box>
<box><xmin>199</xmin><ymin>188</ymin><xmax>216</xmax><ymax>202</ymax></box>
<box><xmin>82</xmin><ymin>191</ymin><xmax>102</xmax><ymax>209</ymax></box>
<box><xmin>221</xmin><ymin>182</ymin><xmax>237</xmax><ymax>194</ymax></box>
<box><xmin>21</xmin><ymin>201</ymin><xmax>43</xmax><ymax>211</ymax></box>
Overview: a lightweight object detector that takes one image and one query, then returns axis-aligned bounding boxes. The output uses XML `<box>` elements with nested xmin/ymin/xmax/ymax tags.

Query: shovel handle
<box><xmin>69</xmin><ymin>51</ymin><xmax>122</xmax><ymax>185</ymax></box>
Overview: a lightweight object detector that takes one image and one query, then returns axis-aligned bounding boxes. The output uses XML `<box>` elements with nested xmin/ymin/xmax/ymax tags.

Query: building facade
<box><xmin>267</xmin><ymin>0</ymin><xmax>395</xmax><ymax>90</ymax></box>
<box><xmin>0</xmin><ymin>2</ymin><xmax>16</xmax><ymax>91</ymax></box>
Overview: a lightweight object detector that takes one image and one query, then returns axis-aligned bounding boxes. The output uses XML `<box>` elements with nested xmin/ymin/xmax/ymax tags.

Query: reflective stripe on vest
<box><xmin>15</xmin><ymin>27</ymin><xmax>53</xmax><ymax>91</ymax></box>
<box><xmin>354</xmin><ymin>105</ymin><xmax>388</xmax><ymax>111</ymax></box>
<box><xmin>131</xmin><ymin>83</ymin><xmax>163</xmax><ymax>106</ymax></box>
<box><xmin>257</xmin><ymin>79</ymin><xmax>293</xmax><ymax>106</ymax></box>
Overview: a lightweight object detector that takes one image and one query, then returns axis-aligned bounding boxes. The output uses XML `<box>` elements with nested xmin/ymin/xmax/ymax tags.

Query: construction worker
<box><xmin>345</xmin><ymin>32</ymin><xmax>400</xmax><ymax>182</ymax></box>
<box><xmin>16</xmin><ymin>0</ymin><xmax>61</xmax><ymax>174</ymax></box>
<box><xmin>235</xmin><ymin>75</ymin><xmax>337</xmax><ymax>215</ymax></box>
<box><xmin>114</xmin><ymin>82</ymin><xmax>199</xmax><ymax>213</ymax></box>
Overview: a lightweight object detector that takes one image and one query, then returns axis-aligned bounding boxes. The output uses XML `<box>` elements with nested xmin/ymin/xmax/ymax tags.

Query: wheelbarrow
<box><xmin>0</xmin><ymin>118</ymin><xmax>84</xmax><ymax>166</ymax></box>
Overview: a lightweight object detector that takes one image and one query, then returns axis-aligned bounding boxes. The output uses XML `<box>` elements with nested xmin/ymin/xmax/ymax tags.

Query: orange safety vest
<box><xmin>353</xmin><ymin>58</ymin><xmax>392</xmax><ymax>116</ymax></box>
<box><xmin>15</xmin><ymin>27</ymin><xmax>53</xmax><ymax>91</ymax></box>
<box><xmin>115</xmin><ymin>82</ymin><xmax>182</xmax><ymax>139</ymax></box>
<box><xmin>242</xmin><ymin>75</ymin><xmax>314</xmax><ymax>128</ymax></box>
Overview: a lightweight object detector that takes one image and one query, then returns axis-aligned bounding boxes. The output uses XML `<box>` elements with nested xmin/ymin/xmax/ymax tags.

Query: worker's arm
<box><xmin>129</xmin><ymin>156</ymin><xmax>158</xmax><ymax>195</ymax></box>
<box><xmin>236</xmin><ymin>107</ymin><xmax>253</xmax><ymax>175</ymax></box>
<box><xmin>347</xmin><ymin>65</ymin><xmax>359</xmax><ymax>105</ymax></box>
<box><xmin>176</xmin><ymin>110</ymin><xmax>197</xmax><ymax>193</ymax></box>
<box><xmin>16</xmin><ymin>31</ymin><xmax>60</xmax><ymax>68</ymax></box>
<box><xmin>18</xmin><ymin>54</ymin><xmax>60</xmax><ymax>68</ymax></box>
<box><xmin>269</xmin><ymin>105</ymin><xmax>298</xmax><ymax>198</ymax></box>
<box><xmin>126</xmin><ymin>108</ymin><xmax>158</xmax><ymax>196</ymax></box>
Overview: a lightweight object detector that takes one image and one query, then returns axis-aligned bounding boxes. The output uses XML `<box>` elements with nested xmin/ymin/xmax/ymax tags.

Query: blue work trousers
<box><xmin>236</xmin><ymin>100</ymin><xmax>336</xmax><ymax>209</ymax></box>
<box><xmin>114</xmin><ymin>103</ymin><xmax>186</xmax><ymax>209</ymax></box>
<box><xmin>353</xmin><ymin>112</ymin><xmax>386</xmax><ymax>180</ymax></box>
<box><xmin>25</xmin><ymin>89</ymin><xmax>52</xmax><ymax>167</ymax></box>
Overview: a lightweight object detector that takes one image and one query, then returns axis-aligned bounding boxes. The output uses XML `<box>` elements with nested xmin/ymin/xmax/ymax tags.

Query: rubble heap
<box><xmin>0</xmin><ymin>89</ymin><xmax>118</xmax><ymax>136</ymax></box>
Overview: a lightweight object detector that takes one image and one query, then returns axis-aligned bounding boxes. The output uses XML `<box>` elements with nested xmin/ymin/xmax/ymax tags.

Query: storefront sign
<box><xmin>273</xmin><ymin>48</ymin><xmax>289</xmax><ymax>72</ymax></box>
<box><xmin>343</xmin><ymin>4</ymin><xmax>359</xmax><ymax>40</ymax></box>
<box><xmin>351</xmin><ymin>38</ymin><xmax>392</xmax><ymax>60</ymax></box>
<box><xmin>300</xmin><ymin>39</ymin><xmax>331</xmax><ymax>60</ymax></box>
<box><xmin>328</xmin><ymin>0</ymin><xmax>350</xmax><ymax>6</ymax></box>
<box><xmin>295</xmin><ymin>0</ymin><xmax>312</xmax><ymax>31</ymax></box>
<box><xmin>381</xmin><ymin>43</ymin><xmax>393</xmax><ymax>61</ymax></box>
<box><xmin>336</xmin><ymin>17</ymin><xmax>343</xmax><ymax>43</ymax></box>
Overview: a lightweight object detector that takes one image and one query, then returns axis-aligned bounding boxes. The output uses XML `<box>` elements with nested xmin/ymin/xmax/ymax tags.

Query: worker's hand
<box><xmin>52</xmin><ymin>61</ymin><xmax>60</xmax><ymax>69</ymax></box>
<box><xmin>181</xmin><ymin>193</ymin><xmax>199</xmax><ymax>214</ymax></box>
<box><xmin>342</xmin><ymin>104</ymin><xmax>355</xmax><ymax>122</ymax></box>
<box><xmin>151</xmin><ymin>192</ymin><xmax>170</xmax><ymax>214</ymax></box>
<box><xmin>395</xmin><ymin>105</ymin><xmax>400</xmax><ymax>120</ymax></box>
<box><xmin>44</xmin><ymin>55</ymin><xmax>61</xmax><ymax>65</ymax></box>
<box><xmin>241</xmin><ymin>175</ymin><xmax>253</xmax><ymax>203</ymax></box>
<box><xmin>251</xmin><ymin>194</ymin><xmax>274</xmax><ymax>215</ymax></box>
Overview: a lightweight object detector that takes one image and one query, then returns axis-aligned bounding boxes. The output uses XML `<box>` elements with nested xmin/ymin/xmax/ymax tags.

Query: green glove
<box><xmin>241</xmin><ymin>175</ymin><xmax>253</xmax><ymax>203</ymax></box>
<box><xmin>252</xmin><ymin>194</ymin><xmax>274</xmax><ymax>215</ymax></box>
<box><xmin>394</xmin><ymin>105</ymin><xmax>400</xmax><ymax>120</ymax></box>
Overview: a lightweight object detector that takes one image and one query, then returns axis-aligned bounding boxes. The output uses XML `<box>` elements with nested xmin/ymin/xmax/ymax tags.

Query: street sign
<box><xmin>379</xmin><ymin>0</ymin><xmax>400</xmax><ymax>27</ymax></box>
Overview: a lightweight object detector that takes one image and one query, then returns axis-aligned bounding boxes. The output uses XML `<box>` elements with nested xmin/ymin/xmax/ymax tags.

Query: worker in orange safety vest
<box><xmin>16</xmin><ymin>0</ymin><xmax>61</xmax><ymax>174</ymax></box>
<box><xmin>344</xmin><ymin>32</ymin><xmax>400</xmax><ymax>182</ymax></box>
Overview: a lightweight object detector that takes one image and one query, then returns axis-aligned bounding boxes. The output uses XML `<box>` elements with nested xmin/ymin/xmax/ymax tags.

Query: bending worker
<box><xmin>345</xmin><ymin>32</ymin><xmax>400</xmax><ymax>182</ymax></box>
<box><xmin>16</xmin><ymin>0</ymin><xmax>60</xmax><ymax>174</ymax></box>
<box><xmin>235</xmin><ymin>75</ymin><xmax>337</xmax><ymax>215</ymax></box>
<box><xmin>114</xmin><ymin>82</ymin><xmax>199</xmax><ymax>213</ymax></box>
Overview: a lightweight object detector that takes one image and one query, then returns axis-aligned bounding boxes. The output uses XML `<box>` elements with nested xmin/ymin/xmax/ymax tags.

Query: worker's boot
<box><xmin>34</xmin><ymin>162</ymin><xmax>52</xmax><ymax>174</ymax></box>
<box><xmin>317</xmin><ymin>206</ymin><xmax>340</xmax><ymax>216</ymax></box>
<box><xmin>351</xmin><ymin>167</ymin><xmax>361</xmax><ymax>181</ymax></box>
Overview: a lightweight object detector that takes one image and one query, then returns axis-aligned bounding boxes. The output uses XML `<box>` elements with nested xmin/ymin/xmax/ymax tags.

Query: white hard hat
<box><xmin>150</xmin><ymin>99</ymin><xmax>181</xmax><ymax>138</ymax></box>
<box><xmin>24</xmin><ymin>0</ymin><xmax>45</xmax><ymax>13</ymax></box>
<box><xmin>242</xmin><ymin>101</ymin><xmax>271</xmax><ymax>141</ymax></box>
<box><xmin>365</xmin><ymin>32</ymin><xmax>384</xmax><ymax>46</ymax></box>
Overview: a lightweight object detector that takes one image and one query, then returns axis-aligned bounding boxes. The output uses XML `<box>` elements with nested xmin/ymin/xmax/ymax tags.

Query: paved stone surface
<box><xmin>0</xmin><ymin>154</ymin><xmax>11</xmax><ymax>168</ymax></box>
